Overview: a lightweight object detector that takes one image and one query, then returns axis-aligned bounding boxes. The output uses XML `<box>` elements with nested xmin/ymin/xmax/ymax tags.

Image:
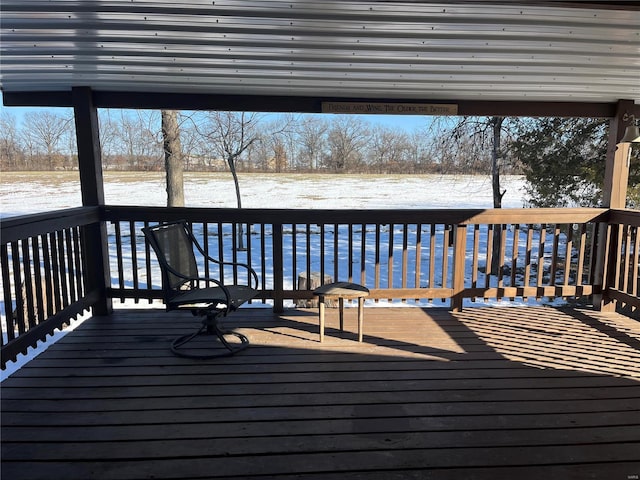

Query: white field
<box><xmin>0</xmin><ymin>171</ymin><xmax>527</xmax><ymax>217</ymax></box>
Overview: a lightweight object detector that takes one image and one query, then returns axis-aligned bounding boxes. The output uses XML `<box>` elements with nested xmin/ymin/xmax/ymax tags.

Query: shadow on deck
<box><xmin>2</xmin><ymin>305</ymin><xmax>640</xmax><ymax>479</ymax></box>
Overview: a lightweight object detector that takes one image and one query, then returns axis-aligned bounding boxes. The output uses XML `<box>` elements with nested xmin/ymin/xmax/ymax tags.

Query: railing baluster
<box><xmin>613</xmin><ymin>224</ymin><xmax>624</xmax><ymax>293</ymax></box>
<box><xmin>113</xmin><ymin>222</ymin><xmax>125</xmax><ymax>302</ymax></box>
<box><xmin>577</xmin><ymin>223</ymin><xmax>587</xmax><ymax>287</ymax></box>
<box><xmin>348</xmin><ymin>224</ymin><xmax>354</xmax><ymax>283</ymax></box>
<box><xmin>261</xmin><ymin>223</ymin><xmax>267</xmax><ymax>296</ymax></box>
<box><xmin>305</xmin><ymin>224</ymin><xmax>311</xmax><ymax>285</ymax></box>
<box><xmin>272</xmin><ymin>222</ymin><xmax>284</xmax><ymax>313</ymax></box>
<box><xmin>622</xmin><ymin>224</ymin><xmax>632</xmax><ymax>295</ymax></box>
<box><xmin>63</xmin><ymin>228</ymin><xmax>76</xmax><ymax>305</ymax></box>
<box><xmin>524</xmin><ymin>225</ymin><xmax>534</xmax><ymax>301</ymax></box>
<box><xmin>320</xmin><ymin>223</ymin><xmax>326</xmax><ymax>283</ymax></box>
<box><xmin>537</xmin><ymin>225</ymin><xmax>546</xmax><ymax>296</ymax></box>
<box><xmin>128</xmin><ymin>222</ymin><xmax>139</xmax><ymax>303</ymax></box>
<box><xmin>471</xmin><ymin>224</ymin><xmax>479</xmax><ymax>300</ymax></box>
<box><xmin>564</xmin><ymin>224</ymin><xmax>574</xmax><ymax>288</ymax></box>
<box><xmin>144</xmin><ymin>221</ymin><xmax>153</xmax><ymax>299</ymax></box>
<box><xmin>484</xmin><ymin>224</ymin><xmax>493</xmax><ymax>299</ymax></box>
<box><xmin>374</xmin><ymin>224</ymin><xmax>381</xmax><ymax>293</ymax></box>
<box><xmin>11</xmin><ymin>241</ymin><xmax>25</xmax><ymax>335</ymax></box>
<box><xmin>497</xmin><ymin>224</ymin><xmax>506</xmax><ymax>292</ymax></box>
<box><xmin>202</xmin><ymin>222</ymin><xmax>210</xmax><ymax>278</ymax></box>
<box><xmin>1</xmin><ymin>244</ymin><xmax>15</xmax><ymax>345</ymax></box>
<box><xmin>402</xmin><ymin>224</ymin><xmax>409</xmax><ymax>293</ymax></box>
<box><xmin>72</xmin><ymin>227</ymin><xmax>84</xmax><ymax>302</ymax></box>
<box><xmin>552</xmin><ymin>224</ymin><xmax>562</xmax><ymax>287</ymax></box>
<box><xmin>388</xmin><ymin>223</ymin><xmax>394</xmax><ymax>292</ymax></box>
<box><xmin>56</xmin><ymin>230</ymin><xmax>70</xmax><ymax>308</ymax></box>
<box><xmin>631</xmin><ymin>226</ymin><xmax>639</xmax><ymax>300</ymax></box>
<box><xmin>21</xmin><ymin>238</ymin><xmax>36</xmax><ymax>329</ymax></box>
<box><xmin>41</xmin><ymin>234</ymin><xmax>54</xmax><ymax>317</ymax></box>
<box><xmin>231</xmin><ymin>223</ymin><xmax>238</xmax><ymax>284</ymax></box>
<box><xmin>360</xmin><ymin>223</ymin><xmax>366</xmax><ymax>286</ymax></box>
<box><xmin>217</xmin><ymin>222</ymin><xmax>224</xmax><ymax>281</ymax></box>
<box><xmin>442</xmin><ymin>225</ymin><xmax>450</xmax><ymax>294</ymax></box>
<box><xmin>511</xmin><ymin>224</ymin><xmax>520</xmax><ymax>290</ymax></box>
<box><xmin>429</xmin><ymin>224</ymin><xmax>436</xmax><ymax>300</ymax></box>
<box><xmin>291</xmin><ymin>223</ymin><xmax>297</xmax><ymax>289</ymax></box>
<box><xmin>333</xmin><ymin>223</ymin><xmax>339</xmax><ymax>282</ymax></box>
<box><xmin>415</xmin><ymin>223</ymin><xmax>422</xmax><ymax>301</ymax></box>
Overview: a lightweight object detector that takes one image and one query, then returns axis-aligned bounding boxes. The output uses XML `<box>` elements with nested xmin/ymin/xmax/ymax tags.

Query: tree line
<box><xmin>0</xmin><ymin>108</ymin><xmax>637</xmax><ymax>208</ymax></box>
<box><xmin>0</xmin><ymin>109</ymin><xmax>517</xmax><ymax>175</ymax></box>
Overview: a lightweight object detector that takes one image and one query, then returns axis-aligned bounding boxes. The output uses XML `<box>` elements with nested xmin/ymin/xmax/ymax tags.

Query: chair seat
<box><xmin>168</xmin><ymin>285</ymin><xmax>258</xmax><ymax>311</ymax></box>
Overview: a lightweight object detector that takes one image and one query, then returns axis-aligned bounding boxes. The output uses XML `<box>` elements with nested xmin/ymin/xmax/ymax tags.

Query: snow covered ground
<box><xmin>0</xmin><ymin>171</ymin><xmax>527</xmax><ymax>217</ymax></box>
<box><xmin>1</xmin><ymin>172</ymin><xmax>528</xmax><ymax>379</ymax></box>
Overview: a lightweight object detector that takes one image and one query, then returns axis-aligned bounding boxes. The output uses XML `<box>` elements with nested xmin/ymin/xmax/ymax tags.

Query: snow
<box><xmin>0</xmin><ymin>172</ymin><xmax>527</xmax><ymax>218</ymax></box>
<box><xmin>1</xmin><ymin>172</ymin><xmax>528</xmax><ymax>380</ymax></box>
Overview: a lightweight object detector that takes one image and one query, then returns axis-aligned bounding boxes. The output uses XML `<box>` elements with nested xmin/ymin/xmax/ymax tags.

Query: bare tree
<box><xmin>429</xmin><ymin>116</ymin><xmax>515</xmax><ymax>205</ymax></box>
<box><xmin>195</xmin><ymin>111</ymin><xmax>263</xmax><ymax>249</ymax></box>
<box><xmin>177</xmin><ymin>115</ymin><xmax>210</xmax><ymax>171</ymax></box>
<box><xmin>22</xmin><ymin>111</ymin><xmax>73</xmax><ymax>170</ymax></box>
<box><xmin>489</xmin><ymin>117</ymin><xmax>506</xmax><ymax>209</ymax></box>
<box><xmin>261</xmin><ymin>114</ymin><xmax>299</xmax><ymax>172</ymax></box>
<box><xmin>297</xmin><ymin>115</ymin><xmax>328</xmax><ymax>171</ymax></box>
<box><xmin>368</xmin><ymin>125</ymin><xmax>412</xmax><ymax>173</ymax></box>
<box><xmin>116</xmin><ymin>110</ymin><xmax>163</xmax><ymax>170</ymax></box>
<box><xmin>161</xmin><ymin>110</ymin><xmax>185</xmax><ymax>207</ymax></box>
<box><xmin>0</xmin><ymin>111</ymin><xmax>24</xmax><ymax>170</ymax></box>
<box><xmin>406</xmin><ymin>128</ymin><xmax>433</xmax><ymax>173</ymax></box>
<box><xmin>199</xmin><ymin>112</ymin><xmax>262</xmax><ymax>206</ymax></box>
<box><xmin>98</xmin><ymin>110</ymin><xmax>122</xmax><ymax>170</ymax></box>
<box><xmin>429</xmin><ymin>116</ymin><xmax>519</xmax><ymax>276</ymax></box>
<box><xmin>325</xmin><ymin>116</ymin><xmax>369</xmax><ymax>172</ymax></box>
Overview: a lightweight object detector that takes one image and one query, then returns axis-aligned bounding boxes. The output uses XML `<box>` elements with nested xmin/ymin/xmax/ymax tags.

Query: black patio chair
<box><xmin>142</xmin><ymin>221</ymin><xmax>258</xmax><ymax>359</ymax></box>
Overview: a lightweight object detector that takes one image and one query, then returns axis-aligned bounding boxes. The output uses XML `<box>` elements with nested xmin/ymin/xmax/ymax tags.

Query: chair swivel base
<box><xmin>170</xmin><ymin>312</ymin><xmax>249</xmax><ymax>359</ymax></box>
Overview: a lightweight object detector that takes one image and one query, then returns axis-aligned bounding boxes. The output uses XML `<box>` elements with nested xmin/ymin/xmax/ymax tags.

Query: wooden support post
<box><xmin>72</xmin><ymin>87</ymin><xmax>112</xmax><ymax>316</ymax></box>
<box><xmin>603</xmin><ymin>142</ymin><xmax>632</xmax><ymax>210</ymax></box>
<box><xmin>594</xmin><ymin>99</ymin><xmax>635</xmax><ymax>311</ymax></box>
<box><xmin>451</xmin><ymin>224</ymin><xmax>467</xmax><ymax>312</ymax></box>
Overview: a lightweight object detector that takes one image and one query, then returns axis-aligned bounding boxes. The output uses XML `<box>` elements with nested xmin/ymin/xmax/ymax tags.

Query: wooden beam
<box><xmin>2</xmin><ymin>90</ymin><xmax>624</xmax><ymax>118</ymax></box>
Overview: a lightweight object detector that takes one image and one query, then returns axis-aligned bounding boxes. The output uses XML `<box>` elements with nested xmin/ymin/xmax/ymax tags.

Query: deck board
<box><xmin>2</xmin><ymin>306</ymin><xmax>639</xmax><ymax>479</ymax></box>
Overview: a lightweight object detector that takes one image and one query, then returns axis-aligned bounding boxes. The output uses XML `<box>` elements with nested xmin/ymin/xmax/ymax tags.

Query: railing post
<box><xmin>272</xmin><ymin>222</ymin><xmax>284</xmax><ymax>313</ymax></box>
<box><xmin>73</xmin><ymin>87</ymin><xmax>112</xmax><ymax>315</ymax></box>
<box><xmin>595</xmin><ymin>100</ymin><xmax>634</xmax><ymax>311</ymax></box>
<box><xmin>451</xmin><ymin>224</ymin><xmax>467</xmax><ymax>312</ymax></box>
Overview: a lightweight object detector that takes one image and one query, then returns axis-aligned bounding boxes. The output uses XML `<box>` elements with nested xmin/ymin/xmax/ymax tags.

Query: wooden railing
<box><xmin>103</xmin><ymin>206</ymin><xmax>609</xmax><ymax>311</ymax></box>
<box><xmin>0</xmin><ymin>207</ymin><xmax>102</xmax><ymax>367</ymax></box>
<box><xmin>604</xmin><ymin>209</ymin><xmax>640</xmax><ymax>315</ymax></box>
<box><xmin>2</xmin><ymin>205</ymin><xmax>637</xmax><ymax>368</ymax></box>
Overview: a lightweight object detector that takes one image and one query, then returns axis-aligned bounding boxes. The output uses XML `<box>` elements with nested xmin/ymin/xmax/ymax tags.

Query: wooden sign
<box><xmin>321</xmin><ymin>102</ymin><xmax>458</xmax><ymax>115</ymax></box>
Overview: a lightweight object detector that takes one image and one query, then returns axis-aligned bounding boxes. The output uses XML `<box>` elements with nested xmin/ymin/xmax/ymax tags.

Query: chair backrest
<box><xmin>142</xmin><ymin>222</ymin><xmax>199</xmax><ymax>301</ymax></box>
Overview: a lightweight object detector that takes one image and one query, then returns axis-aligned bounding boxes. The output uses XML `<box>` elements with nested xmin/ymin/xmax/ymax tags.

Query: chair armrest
<box><xmin>159</xmin><ymin>261</ymin><xmax>232</xmax><ymax>304</ymax></box>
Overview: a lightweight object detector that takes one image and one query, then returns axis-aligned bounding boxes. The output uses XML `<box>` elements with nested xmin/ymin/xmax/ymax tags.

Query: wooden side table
<box><xmin>313</xmin><ymin>282</ymin><xmax>370</xmax><ymax>342</ymax></box>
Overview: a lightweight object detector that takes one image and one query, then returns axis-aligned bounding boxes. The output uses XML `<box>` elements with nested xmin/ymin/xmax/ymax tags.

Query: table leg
<box><xmin>358</xmin><ymin>296</ymin><xmax>364</xmax><ymax>342</ymax></box>
<box><xmin>319</xmin><ymin>295</ymin><xmax>325</xmax><ymax>342</ymax></box>
<box><xmin>339</xmin><ymin>297</ymin><xmax>344</xmax><ymax>331</ymax></box>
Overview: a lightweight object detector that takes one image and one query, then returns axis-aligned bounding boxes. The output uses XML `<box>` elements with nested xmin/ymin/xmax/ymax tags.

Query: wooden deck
<box><xmin>2</xmin><ymin>305</ymin><xmax>640</xmax><ymax>479</ymax></box>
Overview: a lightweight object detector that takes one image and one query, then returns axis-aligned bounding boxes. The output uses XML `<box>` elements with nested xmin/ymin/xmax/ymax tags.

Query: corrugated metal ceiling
<box><xmin>1</xmin><ymin>1</ymin><xmax>639</xmax><ymax>104</ymax></box>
